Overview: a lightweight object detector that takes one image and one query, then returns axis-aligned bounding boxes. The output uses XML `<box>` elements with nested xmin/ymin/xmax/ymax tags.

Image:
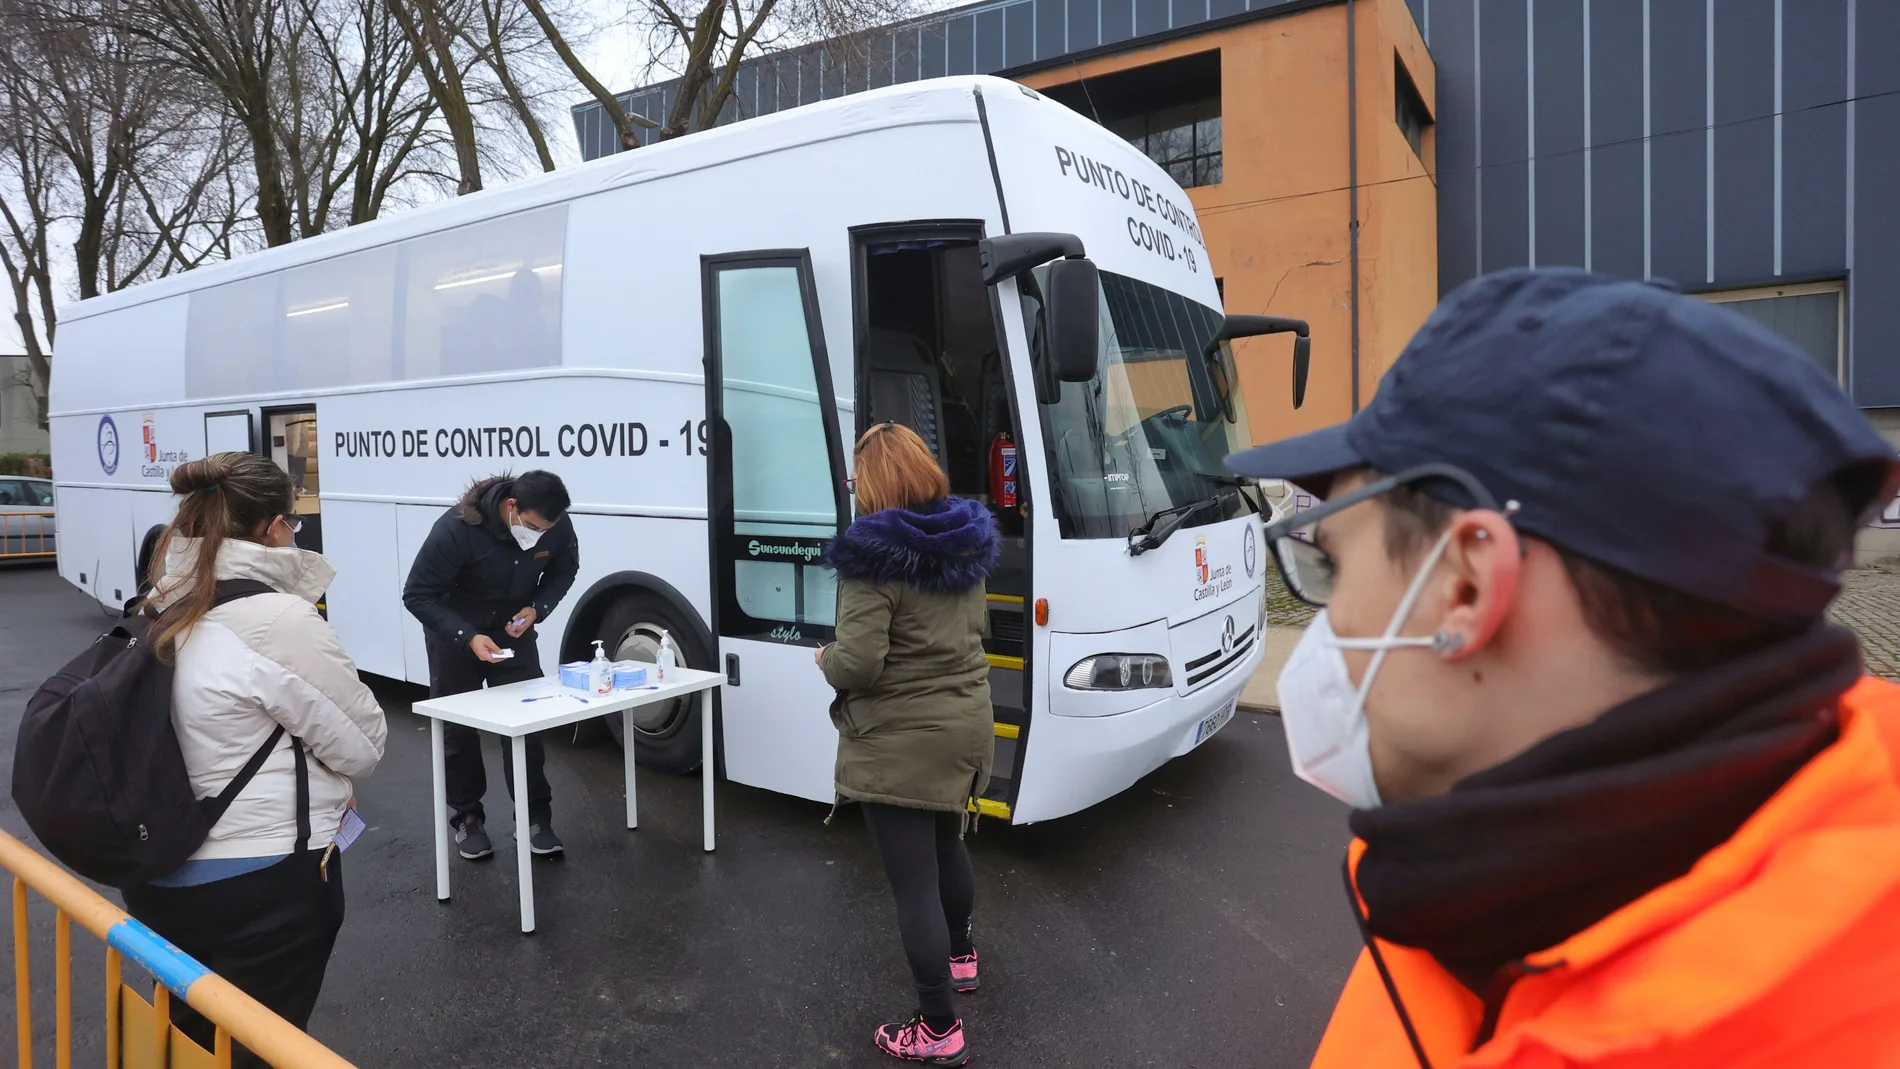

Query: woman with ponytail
<box><xmin>121</xmin><ymin>452</ymin><xmax>386</xmax><ymax>1066</ymax></box>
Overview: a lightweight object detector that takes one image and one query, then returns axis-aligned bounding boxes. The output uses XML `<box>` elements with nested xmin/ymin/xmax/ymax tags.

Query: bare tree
<box><xmin>388</xmin><ymin>0</ymin><xmax>487</xmax><ymax>192</ymax></box>
<box><xmin>519</xmin><ymin>0</ymin><xmax>656</xmax><ymax>152</ymax></box>
<box><xmin>466</xmin><ymin>0</ymin><xmax>557</xmax><ymax>172</ymax></box>
<box><xmin>0</xmin><ymin>76</ymin><xmax>56</xmax><ymax>429</ymax></box>
<box><xmin>0</xmin><ymin>0</ymin><xmax>204</xmax><ymax>299</ymax></box>
<box><xmin>114</xmin><ymin>0</ymin><xmax>452</xmax><ymax>239</ymax></box>
<box><xmin>116</xmin><ymin>109</ymin><xmax>262</xmax><ymax>282</ymax></box>
<box><xmin>115</xmin><ymin>0</ymin><xmax>304</xmax><ymax>245</ymax></box>
<box><xmin>630</xmin><ymin>0</ymin><xmax>918</xmax><ymax>142</ymax></box>
<box><xmin>282</xmin><ymin>0</ymin><xmax>443</xmax><ymax>231</ymax></box>
<box><xmin>2</xmin><ymin>0</ymin><xmax>262</xmax><ymax>426</ymax></box>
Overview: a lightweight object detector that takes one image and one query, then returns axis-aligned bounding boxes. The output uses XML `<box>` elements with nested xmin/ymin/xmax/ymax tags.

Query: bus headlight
<box><xmin>1065</xmin><ymin>653</ymin><xmax>1172</xmax><ymax>691</ymax></box>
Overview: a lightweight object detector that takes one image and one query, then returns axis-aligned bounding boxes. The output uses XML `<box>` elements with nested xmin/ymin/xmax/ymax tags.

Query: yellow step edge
<box><xmin>986</xmin><ymin>593</ymin><xmax>1026</xmax><ymax>605</ymax></box>
<box><xmin>986</xmin><ymin>654</ymin><xmax>1025</xmax><ymax>671</ymax></box>
<box><xmin>966</xmin><ymin>798</ymin><xmax>1013</xmax><ymax>819</ymax></box>
<box><xmin>993</xmin><ymin>722</ymin><xmax>1020</xmax><ymax>739</ymax></box>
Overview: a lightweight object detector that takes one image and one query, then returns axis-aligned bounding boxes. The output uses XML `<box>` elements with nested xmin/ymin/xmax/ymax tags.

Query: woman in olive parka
<box><xmin>818</xmin><ymin>422</ymin><xmax>999</xmax><ymax>1067</ymax></box>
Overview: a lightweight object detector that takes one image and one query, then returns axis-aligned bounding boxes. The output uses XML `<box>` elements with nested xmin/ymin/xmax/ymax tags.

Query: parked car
<box><xmin>0</xmin><ymin>476</ymin><xmax>56</xmax><ymax>560</ymax></box>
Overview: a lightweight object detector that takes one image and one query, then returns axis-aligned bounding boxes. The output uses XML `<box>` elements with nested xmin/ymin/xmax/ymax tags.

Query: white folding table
<box><xmin>412</xmin><ymin>667</ymin><xmax>724</xmax><ymax>933</ymax></box>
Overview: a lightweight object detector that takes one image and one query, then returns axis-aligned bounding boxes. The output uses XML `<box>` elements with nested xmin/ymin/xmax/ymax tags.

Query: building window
<box><xmin>1395</xmin><ymin>54</ymin><xmax>1431</xmax><ymax>160</ymax></box>
<box><xmin>1040</xmin><ymin>50</ymin><xmax>1223</xmax><ymax>189</ymax></box>
<box><xmin>1698</xmin><ymin>282</ymin><xmax>1845</xmax><ymax>383</ymax></box>
<box><xmin>1108</xmin><ymin>102</ymin><xmax>1222</xmax><ymax>188</ymax></box>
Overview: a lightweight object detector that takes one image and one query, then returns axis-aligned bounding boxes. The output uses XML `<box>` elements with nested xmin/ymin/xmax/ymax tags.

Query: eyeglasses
<box><xmin>1263</xmin><ymin>463</ymin><xmax>1507</xmax><ymax>607</ymax></box>
<box><xmin>843</xmin><ymin>477</ymin><xmax>856</xmax><ymax>494</ymax></box>
<box><xmin>280</xmin><ymin>515</ymin><xmax>304</xmax><ymax>535</ymax></box>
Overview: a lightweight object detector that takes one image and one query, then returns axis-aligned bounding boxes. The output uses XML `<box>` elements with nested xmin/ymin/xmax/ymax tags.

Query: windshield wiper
<box><xmin>1127</xmin><ymin>496</ymin><xmax>1222</xmax><ymax>556</ymax></box>
<box><xmin>1197</xmin><ymin>473</ymin><xmax>1266</xmax><ymax>517</ymax></box>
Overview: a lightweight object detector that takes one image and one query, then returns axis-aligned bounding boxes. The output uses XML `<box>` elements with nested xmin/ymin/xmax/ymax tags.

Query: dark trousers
<box><xmin>427</xmin><ymin>633</ymin><xmax>553</xmax><ymax>827</ymax></box>
<box><xmin>122</xmin><ymin>851</ymin><xmax>345</xmax><ymax>1069</ymax></box>
<box><xmin>862</xmin><ymin>803</ymin><xmax>977</xmax><ymax>1023</ymax></box>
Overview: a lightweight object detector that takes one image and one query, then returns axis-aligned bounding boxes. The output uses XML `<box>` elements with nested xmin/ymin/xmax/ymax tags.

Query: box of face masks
<box><xmin>559</xmin><ymin>660</ymin><xmax>649</xmax><ymax>691</ymax></box>
<box><xmin>557</xmin><ymin>661</ymin><xmax>592</xmax><ymax>691</ymax></box>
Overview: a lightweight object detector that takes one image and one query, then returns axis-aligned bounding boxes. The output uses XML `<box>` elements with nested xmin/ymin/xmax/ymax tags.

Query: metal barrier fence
<box><xmin>0</xmin><ymin>830</ymin><xmax>358</xmax><ymax>1069</ymax></box>
<box><xmin>0</xmin><ymin>511</ymin><xmax>55</xmax><ymax>560</ymax></box>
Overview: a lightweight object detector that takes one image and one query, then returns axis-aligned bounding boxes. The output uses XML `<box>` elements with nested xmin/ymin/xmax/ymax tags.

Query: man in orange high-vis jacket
<box><xmin>1225</xmin><ymin>268</ymin><xmax>1900</xmax><ymax>1069</ymax></box>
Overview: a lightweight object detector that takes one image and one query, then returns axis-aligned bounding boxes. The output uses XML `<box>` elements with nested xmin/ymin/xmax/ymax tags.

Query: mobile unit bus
<box><xmin>49</xmin><ymin>77</ymin><xmax>1311</xmax><ymax>824</ymax></box>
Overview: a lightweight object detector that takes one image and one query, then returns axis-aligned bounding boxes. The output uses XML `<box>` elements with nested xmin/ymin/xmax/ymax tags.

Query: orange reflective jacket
<box><xmin>1310</xmin><ymin>677</ymin><xmax>1900</xmax><ymax>1069</ymax></box>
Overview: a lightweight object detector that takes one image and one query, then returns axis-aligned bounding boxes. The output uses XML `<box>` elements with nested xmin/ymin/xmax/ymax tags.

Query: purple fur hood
<box><xmin>825</xmin><ymin>496</ymin><xmax>1000</xmax><ymax>595</ymax></box>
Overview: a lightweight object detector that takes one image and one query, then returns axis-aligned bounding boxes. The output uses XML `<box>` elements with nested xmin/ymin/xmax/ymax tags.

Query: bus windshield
<box><xmin>1029</xmin><ymin>270</ymin><xmax>1254</xmax><ymax>540</ymax></box>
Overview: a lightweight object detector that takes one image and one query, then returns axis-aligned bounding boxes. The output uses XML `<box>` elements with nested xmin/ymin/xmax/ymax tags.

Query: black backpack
<box><xmin>13</xmin><ymin>579</ymin><xmax>291</xmax><ymax>887</ymax></box>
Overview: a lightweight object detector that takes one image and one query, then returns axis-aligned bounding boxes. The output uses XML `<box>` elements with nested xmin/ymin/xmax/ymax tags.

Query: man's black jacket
<box><xmin>403</xmin><ymin>476</ymin><xmax>579</xmax><ymax>647</ymax></box>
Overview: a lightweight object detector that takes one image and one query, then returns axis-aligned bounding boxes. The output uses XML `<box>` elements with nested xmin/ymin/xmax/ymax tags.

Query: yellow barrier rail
<box><xmin>0</xmin><ymin>829</ymin><xmax>358</xmax><ymax>1069</ymax></box>
<box><xmin>0</xmin><ymin>510</ymin><xmax>55</xmax><ymax>560</ymax></box>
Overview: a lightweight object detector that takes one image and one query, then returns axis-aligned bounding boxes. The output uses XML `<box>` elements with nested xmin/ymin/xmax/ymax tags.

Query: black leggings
<box><xmin>862</xmin><ymin>803</ymin><xmax>976</xmax><ymax>1023</ymax></box>
<box><xmin>122</xmin><ymin>851</ymin><xmax>345</xmax><ymax>1069</ymax></box>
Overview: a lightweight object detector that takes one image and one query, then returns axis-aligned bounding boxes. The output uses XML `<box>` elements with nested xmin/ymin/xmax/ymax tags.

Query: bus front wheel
<box><xmin>594</xmin><ymin>591</ymin><xmax>716</xmax><ymax>776</ymax></box>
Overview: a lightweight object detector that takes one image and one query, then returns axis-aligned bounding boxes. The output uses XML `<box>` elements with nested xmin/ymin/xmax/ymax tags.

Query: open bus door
<box><xmin>263</xmin><ymin>405</ymin><xmax>323</xmax><ymax>554</ymax></box>
<box><xmin>701</xmin><ymin>250</ymin><xmax>851</xmax><ymax>802</ymax></box>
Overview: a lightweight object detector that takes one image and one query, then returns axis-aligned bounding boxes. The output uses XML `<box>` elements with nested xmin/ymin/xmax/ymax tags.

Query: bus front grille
<box><xmin>1185</xmin><ymin>625</ymin><xmax>1257</xmax><ymax>687</ymax></box>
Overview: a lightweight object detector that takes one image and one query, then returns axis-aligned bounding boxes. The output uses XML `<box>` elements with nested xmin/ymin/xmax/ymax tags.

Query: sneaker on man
<box><xmin>950</xmin><ymin>950</ymin><xmax>979</xmax><ymax>993</ymax></box>
<box><xmin>528</xmin><ymin>824</ymin><xmax>565</xmax><ymax>857</ymax></box>
<box><xmin>873</xmin><ymin>1013</ymin><xmax>968</xmax><ymax>1066</ymax></box>
<box><xmin>454</xmin><ymin>818</ymin><xmax>494</xmax><ymax>861</ymax></box>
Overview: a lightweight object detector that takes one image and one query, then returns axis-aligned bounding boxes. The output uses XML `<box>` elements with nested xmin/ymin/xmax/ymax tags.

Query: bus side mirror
<box><xmin>1211</xmin><ymin>314</ymin><xmax>1313</xmax><ymax>410</ymax></box>
<box><xmin>980</xmin><ymin>232</ymin><xmax>1086</xmax><ymax>284</ymax></box>
<box><xmin>1045</xmin><ymin>258</ymin><xmax>1099</xmax><ymax>384</ymax></box>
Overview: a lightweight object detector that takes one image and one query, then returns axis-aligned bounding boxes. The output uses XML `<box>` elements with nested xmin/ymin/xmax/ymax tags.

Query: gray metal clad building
<box><xmin>574</xmin><ymin>0</ymin><xmax>1893</xmax><ymax>408</ymax></box>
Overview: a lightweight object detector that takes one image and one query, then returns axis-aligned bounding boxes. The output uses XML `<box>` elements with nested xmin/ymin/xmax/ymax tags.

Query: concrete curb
<box><xmin>1237</xmin><ymin>625</ymin><xmax>1305</xmax><ymax>715</ymax></box>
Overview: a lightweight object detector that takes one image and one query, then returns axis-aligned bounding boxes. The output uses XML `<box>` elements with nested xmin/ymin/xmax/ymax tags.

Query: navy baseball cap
<box><xmin>1226</xmin><ymin>268</ymin><xmax>1900</xmax><ymax>623</ymax></box>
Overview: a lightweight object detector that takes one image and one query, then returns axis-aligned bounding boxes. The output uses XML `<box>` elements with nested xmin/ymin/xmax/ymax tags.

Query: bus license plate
<box><xmin>1194</xmin><ymin>701</ymin><xmax>1236</xmax><ymax>746</ymax></box>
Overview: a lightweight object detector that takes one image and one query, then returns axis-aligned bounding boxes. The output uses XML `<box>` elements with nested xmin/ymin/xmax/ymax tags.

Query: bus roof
<box><xmin>63</xmin><ymin>76</ymin><xmax>1006</xmax><ymax>325</ymax></box>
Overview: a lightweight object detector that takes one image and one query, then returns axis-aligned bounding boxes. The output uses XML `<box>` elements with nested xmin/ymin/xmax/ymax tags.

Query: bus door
<box><xmin>702</xmin><ymin>250</ymin><xmax>850</xmax><ymax>802</ymax></box>
<box><xmin>848</xmin><ymin>224</ymin><xmax>1031</xmax><ymax>820</ymax></box>
<box><xmin>261</xmin><ymin>405</ymin><xmax>326</xmax><ymax>618</ymax></box>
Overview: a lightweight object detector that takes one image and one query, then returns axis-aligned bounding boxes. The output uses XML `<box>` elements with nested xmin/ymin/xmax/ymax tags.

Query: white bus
<box><xmin>48</xmin><ymin>76</ymin><xmax>1311</xmax><ymax>824</ymax></box>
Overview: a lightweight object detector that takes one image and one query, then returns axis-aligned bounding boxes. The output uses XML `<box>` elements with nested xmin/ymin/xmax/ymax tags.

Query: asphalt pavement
<box><xmin>0</xmin><ymin>564</ymin><xmax>1360</xmax><ymax>1068</ymax></box>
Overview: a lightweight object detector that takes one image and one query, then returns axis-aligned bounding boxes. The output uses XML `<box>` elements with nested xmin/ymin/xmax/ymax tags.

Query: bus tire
<box><xmin>593</xmin><ymin>591</ymin><xmax>717</xmax><ymax>776</ymax></box>
<box><xmin>124</xmin><ymin>524</ymin><xmax>166</xmax><ymax>613</ymax></box>
<box><xmin>135</xmin><ymin>525</ymin><xmax>164</xmax><ymax>583</ymax></box>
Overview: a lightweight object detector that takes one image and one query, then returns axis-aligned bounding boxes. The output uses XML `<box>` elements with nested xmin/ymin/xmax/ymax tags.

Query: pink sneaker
<box><xmin>873</xmin><ymin>1013</ymin><xmax>969</xmax><ymax>1066</ymax></box>
<box><xmin>950</xmin><ymin>950</ymin><xmax>979</xmax><ymax>993</ymax></box>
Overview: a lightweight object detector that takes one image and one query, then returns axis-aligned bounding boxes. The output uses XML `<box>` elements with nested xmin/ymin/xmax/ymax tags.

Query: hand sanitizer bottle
<box><xmin>656</xmin><ymin>630</ymin><xmax>676</xmax><ymax>684</ymax></box>
<box><xmin>590</xmin><ymin>640</ymin><xmax>613</xmax><ymax>695</ymax></box>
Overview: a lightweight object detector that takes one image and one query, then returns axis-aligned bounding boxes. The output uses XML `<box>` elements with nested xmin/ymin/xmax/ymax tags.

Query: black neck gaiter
<box><xmin>1350</xmin><ymin>624</ymin><xmax>1857</xmax><ymax>995</ymax></box>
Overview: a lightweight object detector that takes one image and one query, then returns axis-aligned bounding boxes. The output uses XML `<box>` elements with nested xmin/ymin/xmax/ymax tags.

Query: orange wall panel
<box><xmin>1021</xmin><ymin>0</ymin><xmax>1437</xmax><ymax>445</ymax></box>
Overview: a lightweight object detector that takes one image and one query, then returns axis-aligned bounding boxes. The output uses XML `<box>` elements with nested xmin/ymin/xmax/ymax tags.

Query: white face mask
<box><xmin>506</xmin><ymin>504</ymin><xmax>544</xmax><ymax>550</ymax></box>
<box><xmin>1275</xmin><ymin>529</ymin><xmax>1458</xmax><ymax>809</ymax></box>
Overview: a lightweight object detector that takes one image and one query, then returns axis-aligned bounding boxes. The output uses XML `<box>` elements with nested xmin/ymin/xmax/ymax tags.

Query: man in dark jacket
<box><xmin>404</xmin><ymin>470</ymin><xmax>579</xmax><ymax>861</ymax></box>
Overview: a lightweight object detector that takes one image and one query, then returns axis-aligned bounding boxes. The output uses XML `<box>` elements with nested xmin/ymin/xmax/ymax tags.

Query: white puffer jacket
<box><xmin>149</xmin><ymin>537</ymin><xmax>387</xmax><ymax>860</ymax></box>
